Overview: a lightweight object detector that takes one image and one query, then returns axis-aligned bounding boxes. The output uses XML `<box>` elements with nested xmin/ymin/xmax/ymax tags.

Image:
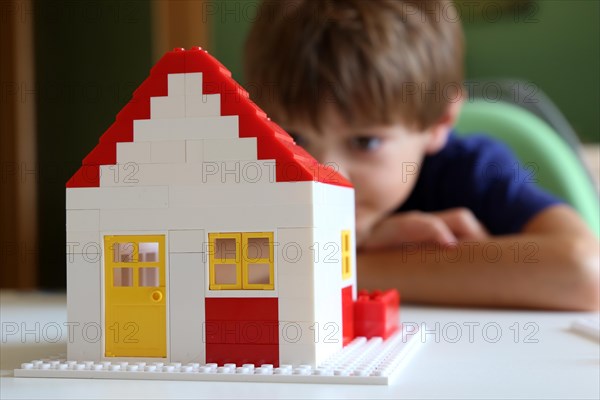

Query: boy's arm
<box><xmin>357</xmin><ymin>205</ymin><xmax>600</xmax><ymax>310</ymax></box>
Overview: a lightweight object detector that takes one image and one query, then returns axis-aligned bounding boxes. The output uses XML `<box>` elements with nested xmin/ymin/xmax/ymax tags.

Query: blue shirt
<box><xmin>397</xmin><ymin>132</ymin><xmax>562</xmax><ymax>235</ymax></box>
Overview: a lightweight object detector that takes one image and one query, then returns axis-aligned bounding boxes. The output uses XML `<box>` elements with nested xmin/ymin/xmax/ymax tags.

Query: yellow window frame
<box><xmin>208</xmin><ymin>232</ymin><xmax>274</xmax><ymax>290</ymax></box>
<box><xmin>104</xmin><ymin>235</ymin><xmax>166</xmax><ymax>288</ymax></box>
<box><xmin>242</xmin><ymin>232</ymin><xmax>274</xmax><ymax>290</ymax></box>
<box><xmin>341</xmin><ymin>230</ymin><xmax>352</xmax><ymax>280</ymax></box>
<box><xmin>208</xmin><ymin>233</ymin><xmax>242</xmax><ymax>290</ymax></box>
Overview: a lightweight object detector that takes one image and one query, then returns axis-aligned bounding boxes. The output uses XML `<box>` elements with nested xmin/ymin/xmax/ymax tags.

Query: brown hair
<box><xmin>244</xmin><ymin>0</ymin><xmax>464</xmax><ymax>131</ymax></box>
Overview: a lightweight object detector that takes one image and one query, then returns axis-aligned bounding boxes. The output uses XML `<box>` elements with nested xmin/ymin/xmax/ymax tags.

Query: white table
<box><xmin>1</xmin><ymin>290</ymin><xmax>598</xmax><ymax>399</ymax></box>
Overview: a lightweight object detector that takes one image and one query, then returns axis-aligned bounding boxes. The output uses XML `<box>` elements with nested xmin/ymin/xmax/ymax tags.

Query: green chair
<box><xmin>455</xmin><ymin>99</ymin><xmax>599</xmax><ymax>236</ymax></box>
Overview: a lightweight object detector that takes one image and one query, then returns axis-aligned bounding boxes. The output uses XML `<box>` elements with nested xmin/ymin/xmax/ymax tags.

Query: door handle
<box><xmin>151</xmin><ymin>290</ymin><xmax>163</xmax><ymax>302</ymax></box>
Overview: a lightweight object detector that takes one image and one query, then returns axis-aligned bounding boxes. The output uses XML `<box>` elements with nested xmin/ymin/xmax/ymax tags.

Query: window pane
<box><xmin>215</xmin><ymin>238</ymin><xmax>236</xmax><ymax>260</ymax></box>
<box><xmin>214</xmin><ymin>264</ymin><xmax>237</xmax><ymax>285</ymax></box>
<box><xmin>113</xmin><ymin>268</ymin><xmax>133</xmax><ymax>287</ymax></box>
<box><xmin>247</xmin><ymin>263</ymin><xmax>270</xmax><ymax>285</ymax></box>
<box><xmin>113</xmin><ymin>243</ymin><xmax>135</xmax><ymax>263</ymax></box>
<box><xmin>246</xmin><ymin>237</ymin><xmax>270</xmax><ymax>260</ymax></box>
<box><xmin>139</xmin><ymin>267</ymin><xmax>159</xmax><ymax>287</ymax></box>
<box><xmin>139</xmin><ymin>242</ymin><xmax>159</xmax><ymax>262</ymax></box>
<box><xmin>344</xmin><ymin>256</ymin><xmax>350</xmax><ymax>274</ymax></box>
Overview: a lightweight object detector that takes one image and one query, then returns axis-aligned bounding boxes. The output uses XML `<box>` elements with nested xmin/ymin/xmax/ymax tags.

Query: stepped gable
<box><xmin>67</xmin><ymin>47</ymin><xmax>351</xmax><ymax>188</ymax></box>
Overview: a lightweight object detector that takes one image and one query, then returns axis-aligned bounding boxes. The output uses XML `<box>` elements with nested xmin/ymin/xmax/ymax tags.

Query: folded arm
<box><xmin>357</xmin><ymin>205</ymin><xmax>600</xmax><ymax>310</ymax></box>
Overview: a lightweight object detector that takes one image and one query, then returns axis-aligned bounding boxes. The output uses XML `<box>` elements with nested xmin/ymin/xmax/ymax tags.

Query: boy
<box><xmin>244</xmin><ymin>0</ymin><xmax>599</xmax><ymax>309</ymax></box>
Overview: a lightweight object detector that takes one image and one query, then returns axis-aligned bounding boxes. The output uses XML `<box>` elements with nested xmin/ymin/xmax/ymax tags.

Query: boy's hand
<box><xmin>360</xmin><ymin>208</ymin><xmax>489</xmax><ymax>250</ymax></box>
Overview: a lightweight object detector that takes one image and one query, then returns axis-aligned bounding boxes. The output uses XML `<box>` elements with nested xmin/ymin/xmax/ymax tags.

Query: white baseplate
<box><xmin>15</xmin><ymin>326</ymin><xmax>422</xmax><ymax>385</ymax></box>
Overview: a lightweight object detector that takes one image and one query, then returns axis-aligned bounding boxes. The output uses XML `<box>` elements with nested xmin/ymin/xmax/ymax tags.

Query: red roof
<box><xmin>67</xmin><ymin>47</ymin><xmax>352</xmax><ymax>188</ymax></box>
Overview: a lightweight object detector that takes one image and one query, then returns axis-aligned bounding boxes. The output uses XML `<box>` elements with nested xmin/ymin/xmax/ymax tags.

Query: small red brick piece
<box><xmin>353</xmin><ymin>289</ymin><xmax>400</xmax><ymax>339</ymax></box>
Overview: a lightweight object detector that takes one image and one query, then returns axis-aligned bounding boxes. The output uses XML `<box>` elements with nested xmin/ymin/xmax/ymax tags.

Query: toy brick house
<box><xmin>65</xmin><ymin>48</ymin><xmax>359</xmax><ymax>368</ymax></box>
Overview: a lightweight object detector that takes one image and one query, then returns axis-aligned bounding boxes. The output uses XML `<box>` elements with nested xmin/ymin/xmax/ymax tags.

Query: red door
<box><xmin>205</xmin><ymin>298</ymin><xmax>279</xmax><ymax>366</ymax></box>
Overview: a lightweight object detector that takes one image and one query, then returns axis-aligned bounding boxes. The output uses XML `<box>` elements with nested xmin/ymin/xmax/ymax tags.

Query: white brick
<box><xmin>278</xmin><ymin>296</ymin><xmax>316</xmax><ymax>322</ymax></box>
<box><xmin>116</xmin><ymin>142</ymin><xmax>151</xmax><ymax>164</ymax></box>
<box><xmin>99</xmin><ymin>204</ymin><xmax>314</xmax><ymax>231</ymax></box>
<box><xmin>311</xmin><ymin>227</ymin><xmax>356</xmax><ymax>299</ymax></box>
<box><xmin>67</xmin><ymin>209</ymin><xmax>99</xmax><ymax>231</ymax></box>
<box><xmin>199</xmin><ymin>160</ymin><xmax>276</xmax><ymax>185</ymax></box>
<box><xmin>278</xmin><ymin>271</ymin><xmax>314</xmax><ymax>299</ymax></box>
<box><xmin>186</xmin><ymin>94</ymin><xmax>220</xmax><ymax>117</ymax></box>
<box><xmin>169</xmin><ymin>230</ymin><xmax>205</xmax><ymax>253</ymax></box>
<box><xmin>279</xmin><ymin>324</ymin><xmax>341</xmax><ymax>365</ymax></box>
<box><xmin>185</xmin><ymin>140</ymin><xmax>204</xmax><ymax>163</ymax></box>
<box><xmin>314</xmin><ymin>183</ymin><xmax>355</xmax><ymax>207</ymax></box>
<box><xmin>169</xmin><ymin>182</ymin><xmax>314</xmax><ymax>208</ymax></box>
<box><xmin>278</xmin><ymin>343</ymin><xmax>317</xmax><ymax>367</ymax></box>
<box><xmin>99</xmin><ymin>164</ymin><xmax>185</xmax><ymax>187</ymax></box>
<box><xmin>133</xmin><ymin>116</ymin><xmax>238</xmax><ymax>141</ymax></box>
<box><xmin>276</xmin><ymin>228</ymin><xmax>316</xmax><ymax>276</ymax></box>
<box><xmin>168</xmin><ymin>73</ymin><xmax>186</xmax><ymax>96</ymax></box>
<box><xmin>150</xmin><ymin>140</ymin><xmax>186</xmax><ymax>163</ymax></box>
<box><xmin>169</xmin><ymin>253</ymin><xmax>205</xmax><ymax>363</ymax></box>
<box><xmin>185</xmin><ymin>72</ymin><xmax>203</xmax><ymax>96</ymax></box>
<box><xmin>66</xmin><ymin>253</ymin><xmax>101</xmax><ymax>361</ymax></box>
<box><xmin>312</xmin><ymin>204</ymin><xmax>355</xmax><ymax>229</ymax></box>
<box><xmin>66</xmin><ymin>231</ymin><xmax>101</xmax><ymax>253</ymax></box>
<box><xmin>100</xmin><ymin>208</ymin><xmax>168</xmax><ymax>231</ymax></box>
<box><xmin>67</xmin><ymin>187</ymin><xmax>169</xmax><ymax>209</ymax></box>
<box><xmin>204</xmin><ymin>138</ymin><xmax>257</xmax><ymax>161</ymax></box>
<box><xmin>99</xmin><ymin>161</ymin><xmax>277</xmax><ymax>187</ymax></box>
<box><xmin>151</xmin><ymin>96</ymin><xmax>185</xmax><ymax>119</ymax></box>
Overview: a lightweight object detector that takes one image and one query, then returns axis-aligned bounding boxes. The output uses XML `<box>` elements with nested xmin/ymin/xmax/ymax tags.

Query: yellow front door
<box><xmin>104</xmin><ymin>235</ymin><xmax>166</xmax><ymax>358</ymax></box>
